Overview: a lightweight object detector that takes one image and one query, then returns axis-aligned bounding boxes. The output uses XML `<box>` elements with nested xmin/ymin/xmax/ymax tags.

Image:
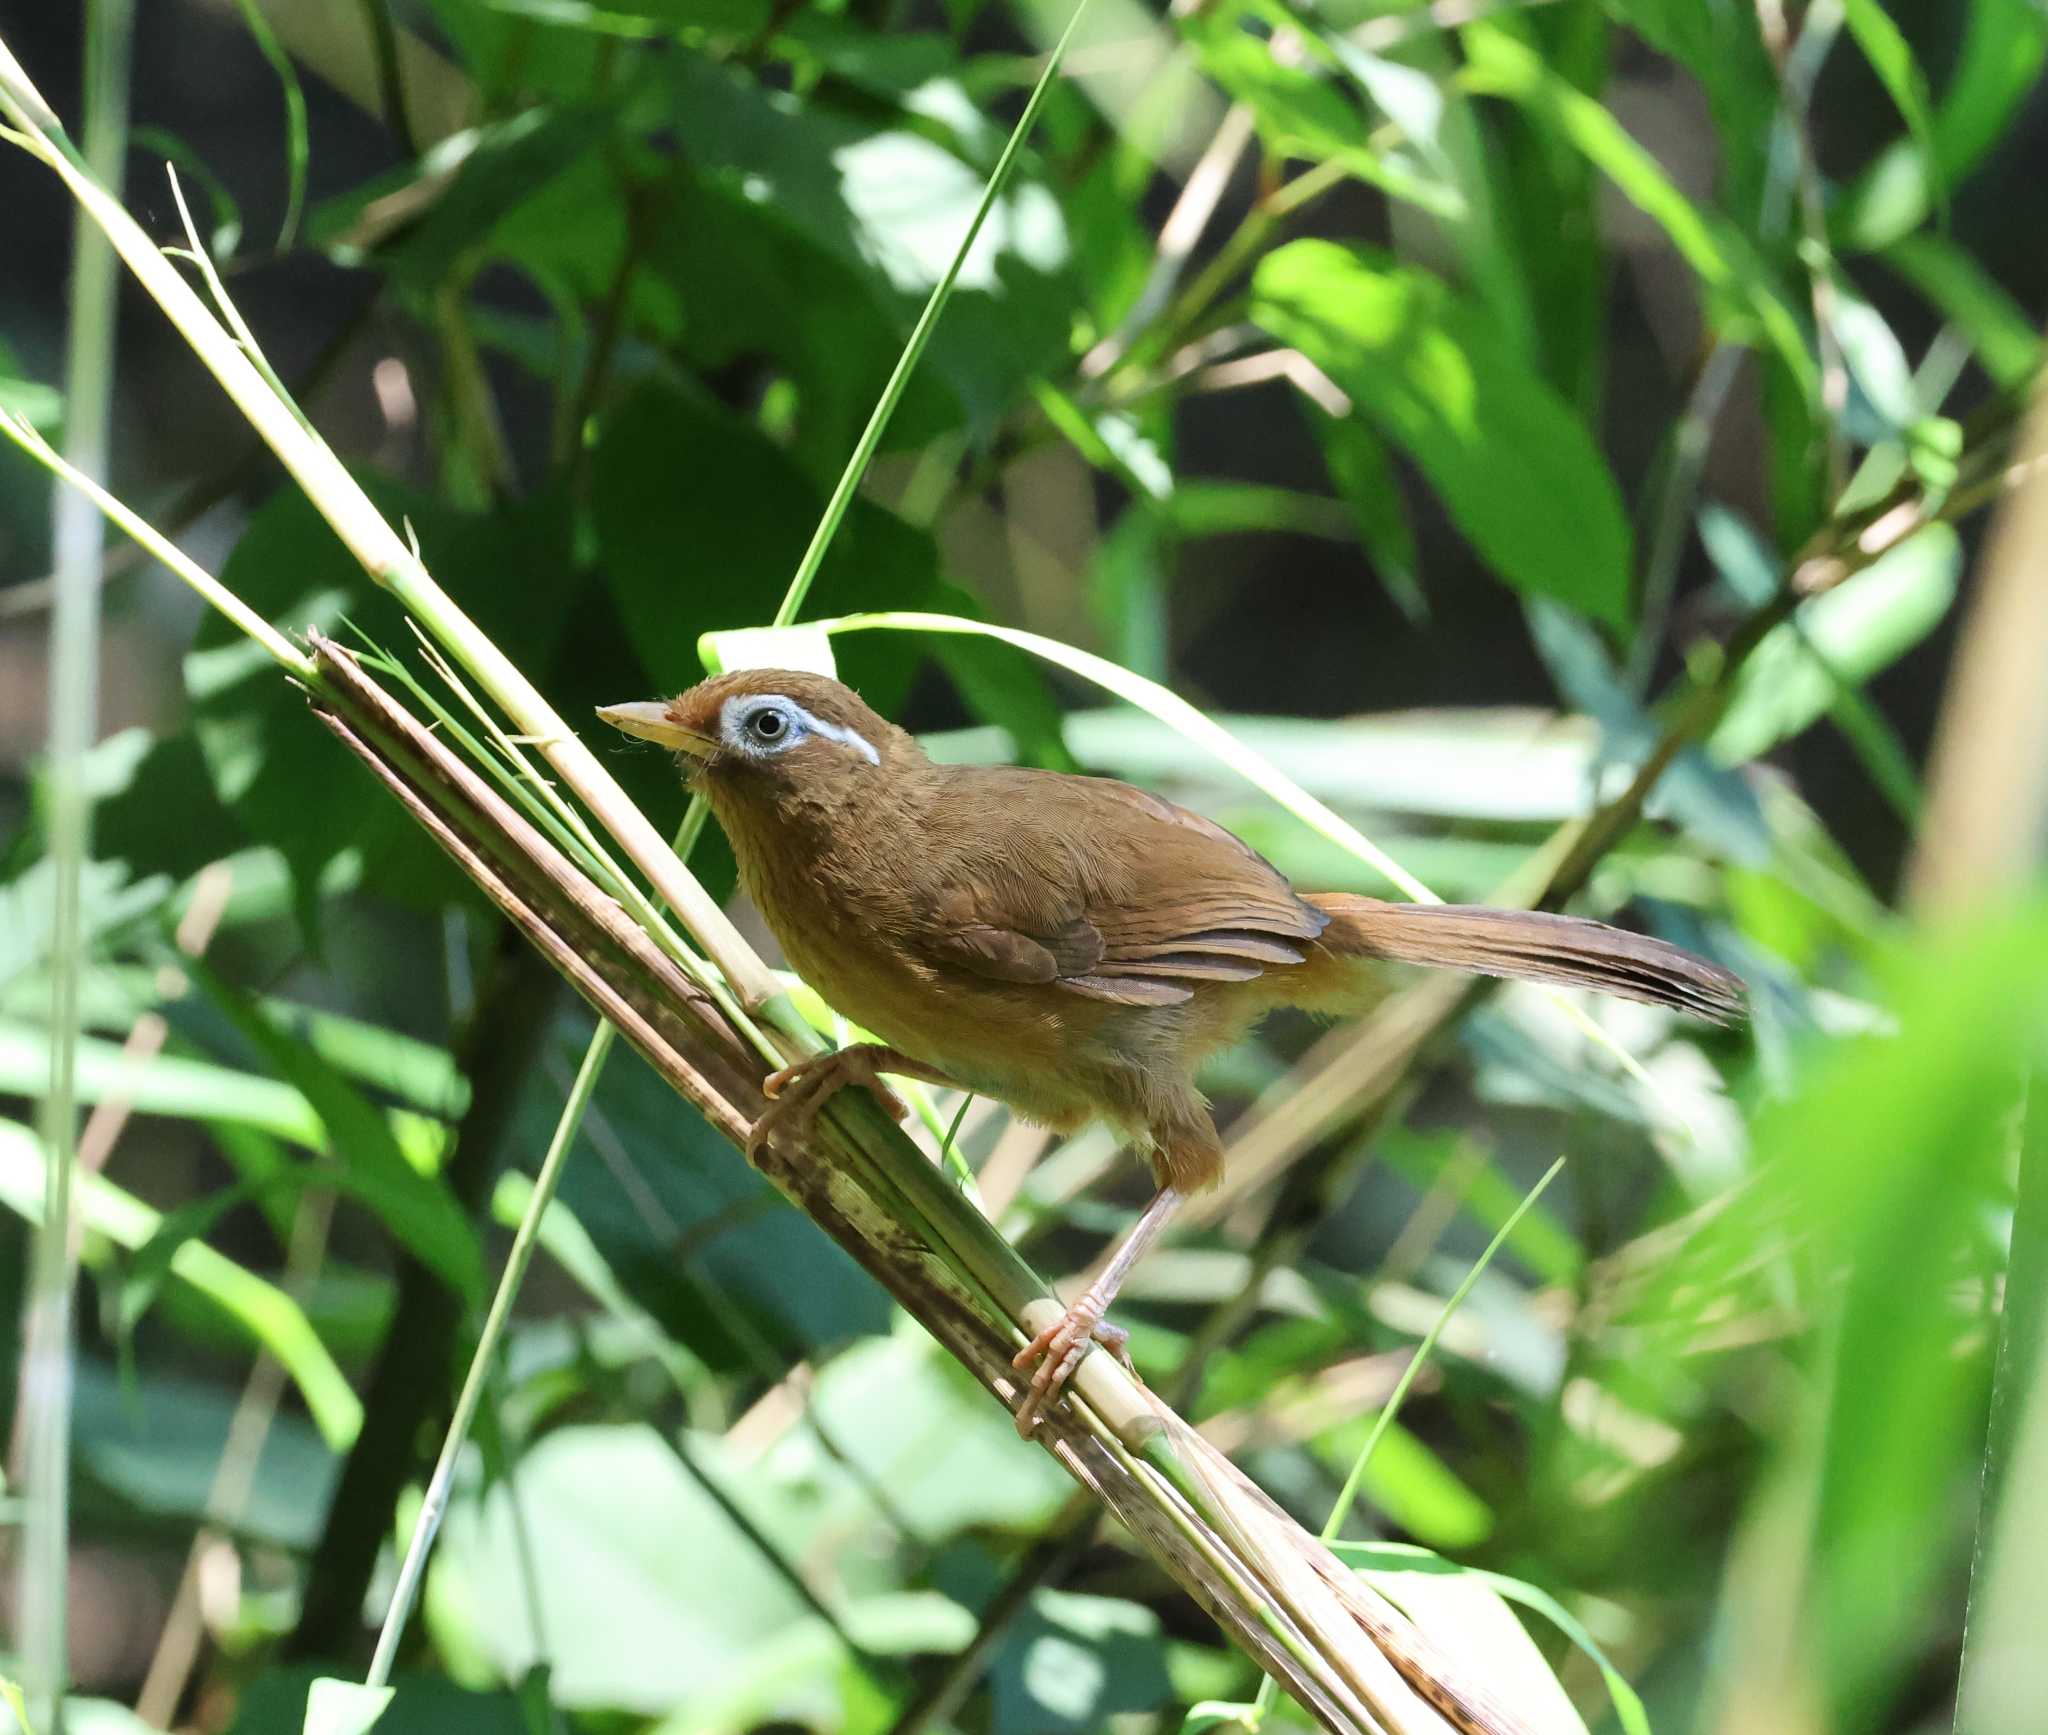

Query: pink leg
<box><xmin>1011</xmin><ymin>1185</ymin><xmax>1185</xmax><ymax>1435</ymax></box>
<box><xmin>746</xmin><ymin>1043</ymin><xmax>958</xmax><ymax>1160</ymax></box>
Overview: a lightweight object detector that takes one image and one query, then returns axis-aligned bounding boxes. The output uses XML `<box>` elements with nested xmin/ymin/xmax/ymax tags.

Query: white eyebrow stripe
<box><xmin>797</xmin><ymin>706</ymin><xmax>881</xmax><ymax>765</ymax></box>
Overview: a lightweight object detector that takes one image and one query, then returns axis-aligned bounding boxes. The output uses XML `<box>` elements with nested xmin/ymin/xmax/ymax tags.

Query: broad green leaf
<box><xmin>432</xmin><ymin>1423</ymin><xmax>858</xmax><ymax>1712</ymax></box>
<box><xmin>232</xmin><ymin>1671</ymin><xmax>526</xmax><ymax>1735</ymax></box>
<box><xmin>304</xmin><ymin>1680</ymin><xmax>392</xmax><ymax>1735</ymax></box>
<box><xmin>0</xmin><ymin>1018</ymin><xmax>320</xmax><ymax>1145</ymax></box>
<box><xmin>650</xmin><ymin>54</ymin><xmax>1071</xmax><ymax>440</ymax></box>
<box><xmin>991</xmin><ymin>1591</ymin><xmax>1172</xmax><ymax>1735</ymax></box>
<box><xmin>1180</xmin><ymin>1703</ymin><xmax>1258</xmax><ymax>1735</ymax></box>
<box><xmin>1250</xmin><ymin>240</ymin><xmax>1633</xmax><ymax>626</ymax></box>
<box><xmin>190</xmin><ymin>478</ymin><xmax>577</xmax><ymax>930</ymax></box>
<box><xmin>0</xmin><ymin>859</ymin><xmax>172</xmax><ymax>989</ymax></box>
<box><xmin>1461</xmin><ymin>26</ymin><xmax>1814</xmax><ymax>400</ymax></box>
<box><xmin>71</xmin><ymin>1359</ymin><xmax>336</xmax><ymax>1549</ymax></box>
<box><xmin>530</xmin><ymin>1026</ymin><xmax>889</xmax><ymax>1366</ymax></box>
<box><xmin>1307</xmin><ymin>407</ymin><xmax>1425</xmax><ymax>621</ymax></box>
<box><xmin>1837</xmin><ymin>0</ymin><xmax>2048</xmax><ymax>248</ymax></box>
<box><xmin>314</xmin><ymin>107</ymin><xmax>616</xmax><ymax>284</ymax></box>
<box><xmin>0</xmin><ymin>1119</ymin><xmax>360</xmax><ymax>1448</ymax></box>
<box><xmin>591</xmin><ymin>384</ymin><xmax>959</xmax><ymax>715</ymax></box>
<box><xmin>1838</xmin><ymin>0</ymin><xmax>1939</xmax><ymax>207</ymax></box>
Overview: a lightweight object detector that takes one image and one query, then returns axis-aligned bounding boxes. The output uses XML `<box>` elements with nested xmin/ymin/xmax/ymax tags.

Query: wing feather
<box><xmin>915</xmin><ymin>768</ymin><xmax>1326</xmax><ymax>1005</ymax></box>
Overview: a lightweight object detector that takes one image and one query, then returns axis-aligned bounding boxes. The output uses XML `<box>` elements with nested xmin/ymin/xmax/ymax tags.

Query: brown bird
<box><xmin>601</xmin><ymin>671</ymin><xmax>1741</xmax><ymax>1432</ymax></box>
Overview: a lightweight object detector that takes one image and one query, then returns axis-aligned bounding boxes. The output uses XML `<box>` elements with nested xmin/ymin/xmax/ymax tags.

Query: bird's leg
<box><xmin>1011</xmin><ymin>1184</ymin><xmax>1185</xmax><ymax>1436</ymax></box>
<box><xmin>747</xmin><ymin>1043</ymin><xmax>960</xmax><ymax>1160</ymax></box>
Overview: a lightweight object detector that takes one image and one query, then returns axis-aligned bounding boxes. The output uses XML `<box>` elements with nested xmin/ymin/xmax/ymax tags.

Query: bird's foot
<box><xmin>746</xmin><ymin>1045</ymin><xmax>908</xmax><ymax>1161</ymax></box>
<box><xmin>1010</xmin><ymin>1303</ymin><xmax>1132</xmax><ymax>1436</ymax></box>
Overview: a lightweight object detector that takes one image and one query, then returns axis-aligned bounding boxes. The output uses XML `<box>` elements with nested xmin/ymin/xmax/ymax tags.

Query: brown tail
<box><xmin>1303</xmin><ymin>894</ymin><xmax>1744</xmax><ymax>1024</ymax></box>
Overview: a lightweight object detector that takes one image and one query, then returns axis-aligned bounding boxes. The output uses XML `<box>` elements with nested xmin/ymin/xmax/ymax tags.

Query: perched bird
<box><xmin>601</xmin><ymin>671</ymin><xmax>1741</xmax><ymax>1432</ymax></box>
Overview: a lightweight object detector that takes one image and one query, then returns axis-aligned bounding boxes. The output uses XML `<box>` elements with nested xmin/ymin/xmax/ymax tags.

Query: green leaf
<box><xmin>1836</xmin><ymin>0</ymin><xmax>2048</xmax><ymax>248</ymax></box>
<box><xmin>1251</xmin><ymin>239</ymin><xmax>1633</xmax><ymax>626</ymax></box>
<box><xmin>1462</xmin><ymin>25</ymin><xmax>1814</xmax><ymax>400</ymax></box>
<box><xmin>0</xmin><ymin>1119</ymin><xmax>361</xmax><ymax>1448</ymax></box>
<box><xmin>314</xmin><ymin>108</ymin><xmax>617</xmax><ymax>285</ymax></box>
<box><xmin>1307</xmin><ymin>407</ymin><xmax>1425</xmax><ymax>621</ymax></box>
<box><xmin>1180</xmin><ymin>1702</ymin><xmax>1258</xmax><ymax>1735</ymax></box>
<box><xmin>190</xmin><ymin>478</ymin><xmax>577</xmax><ymax>931</ymax></box>
<box><xmin>71</xmin><ymin>1358</ymin><xmax>337</xmax><ymax>1549</ymax></box>
<box><xmin>534</xmin><ymin>1029</ymin><xmax>889</xmax><ymax>1366</ymax></box>
<box><xmin>650</xmin><ymin>55</ymin><xmax>1072</xmax><ymax>441</ymax></box>
<box><xmin>991</xmin><ymin>1591</ymin><xmax>1171</xmax><ymax>1735</ymax></box>
<box><xmin>1838</xmin><ymin>0</ymin><xmax>1940</xmax><ymax>209</ymax></box>
<box><xmin>1188</xmin><ymin>17</ymin><xmax>1462</xmax><ymax>216</ymax></box>
<box><xmin>233</xmin><ymin>1671</ymin><xmax>527</xmax><ymax>1735</ymax></box>
<box><xmin>591</xmin><ymin>383</ymin><xmax>964</xmax><ymax>714</ymax></box>
<box><xmin>303</xmin><ymin>1680</ymin><xmax>394</xmax><ymax>1735</ymax></box>
<box><xmin>431</xmin><ymin>1423</ymin><xmax>837</xmax><ymax>1712</ymax></box>
<box><xmin>1316</xmin><ymin>1416</ymin><xmax>1494</xmax><ymax>1548</ymax></box>
<box><xmin>117</xmin><ymin>1183</ymin><xmax>261</xmax><ymax>1350</ymax></box>
<box><xmin>0</xmin><ymin>1018</ymin><xmax>321</xmax><ymax>1145</ymax></box>
<box><xmin>1600</xmin><ymin>0</ymin><xmax>1777</xmax><ymax>226</ymax></box>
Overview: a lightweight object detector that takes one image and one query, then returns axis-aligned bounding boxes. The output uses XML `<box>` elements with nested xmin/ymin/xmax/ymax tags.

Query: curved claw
<box><xmin>745</xmin><ymin>1046</ymin><xmax>908</xmax><ymax>1162</ymax></box>
<box><xmin>1010</xmin><ymin>1306</ymin><xmax>1131</xmax><ymax>1436</ymax></box>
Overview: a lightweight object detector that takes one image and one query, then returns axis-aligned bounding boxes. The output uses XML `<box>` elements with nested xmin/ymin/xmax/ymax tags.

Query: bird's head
<box><xmin>598</xmin><ymin>670</ymin><xmax>911</xmax><ymax>819</ymax></box>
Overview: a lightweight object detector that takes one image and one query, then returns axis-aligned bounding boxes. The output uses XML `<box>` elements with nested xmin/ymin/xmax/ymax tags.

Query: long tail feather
<box><xmin>1303</xmin><ymin>894</ymin><xmax>1744</xmax><ymax>1024</ymax></box>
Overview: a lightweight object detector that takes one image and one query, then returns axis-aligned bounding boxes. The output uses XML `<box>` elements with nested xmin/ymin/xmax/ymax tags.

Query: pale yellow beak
<box><xmin>595</xmin><ymin>700</ymin><xmax>714</xmax><ymax>758</ymax></box>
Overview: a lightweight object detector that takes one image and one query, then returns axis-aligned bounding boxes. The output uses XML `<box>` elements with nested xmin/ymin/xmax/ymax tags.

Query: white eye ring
<box><xmin>719</xmin><ymin>693</ymin><xmax>880</xmax><ymax>765</ymax></box>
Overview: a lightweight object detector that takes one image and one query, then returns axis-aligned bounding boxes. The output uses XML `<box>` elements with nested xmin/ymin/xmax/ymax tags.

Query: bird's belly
<box><xmin>772</xmin><ymin>925</ymin><xmax>1110</xmax><ymax>1131</ymax></box>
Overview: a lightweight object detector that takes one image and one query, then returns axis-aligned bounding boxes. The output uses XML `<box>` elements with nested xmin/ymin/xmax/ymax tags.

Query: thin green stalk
<box><xmin>365</xmin><ymin>1023</ymin><xmax>613</xmax><ymax>1685</ymax></box>
<box><xmin>228</xmin><ymin>0</ymin><xmax>307</xmax><ymax>248</ymax></box>
<box><xmin>19</xmin><ymin>7</ymin><xmax>130</xmax><ymax>1729</ymax></box>
<box><xmin>1322</xmin><ymin>1157</ymin><xmax>1566</xmax><ymax>1542</ymax></box>
<box><xmin>771</xmin><ymin>0</ymin><xmax>1092</xmax><ymax>628</ymax></box>
<box><xmin>0</xmin><ymin>411</ymin><xmax>313</xmax><ymax>677</ymax></box>
<box><xmin>1248</xmin><ymin>1157</ymin><xmax>1566</xmax><ymax>1728</ymax></box>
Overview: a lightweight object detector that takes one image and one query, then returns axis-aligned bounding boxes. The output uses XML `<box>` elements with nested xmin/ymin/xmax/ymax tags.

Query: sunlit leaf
<box><xmin>0</xmin><ymin>1119</ymin><xmax>360</xmax><ymax>1448</ymax></box>
<box><xmin>1252</xmin><ymin>240</ymin><xmax>1632</xmax><ymax>626</ymax></box>
<box><xmin>302</xmin><ymin>1679</ymin><xmax>393</xmax><ymax>1735</ymax></box>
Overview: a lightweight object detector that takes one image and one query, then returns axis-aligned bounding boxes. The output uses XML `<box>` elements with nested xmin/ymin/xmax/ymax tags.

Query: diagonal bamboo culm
<box><xmin>302</xmin><ymin>634</ymin><xmax>1540</xmax><ymax>1735</ymax></box>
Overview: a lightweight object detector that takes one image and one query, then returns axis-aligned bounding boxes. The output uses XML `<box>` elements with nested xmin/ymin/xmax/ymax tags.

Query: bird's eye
<box><xmin>750</xmin><ymin>708</ymin><xmax>788</xmax><ymax>743</ymax></box>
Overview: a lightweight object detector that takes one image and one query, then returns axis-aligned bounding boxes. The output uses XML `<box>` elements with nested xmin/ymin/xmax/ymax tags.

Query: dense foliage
<box><xmin>2</xmin><ymin>2</ymin><xmax>2045</xmax><ymax>1733</ymax></box>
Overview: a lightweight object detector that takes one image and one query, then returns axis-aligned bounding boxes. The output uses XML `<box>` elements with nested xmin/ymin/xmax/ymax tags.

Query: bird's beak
<box><xmin>596</xmin><ymin>700</ymin><xmax>715</xmax><ymax>758</ymax></box>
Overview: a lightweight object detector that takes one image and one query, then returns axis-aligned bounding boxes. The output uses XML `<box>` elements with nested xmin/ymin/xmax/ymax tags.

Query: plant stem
<box><xmin>289</xmin><ymin>932</ymin><xmax>559</xmax><ymax>1661</ymax></box>
<box><xmin>365</xmin><ymin>1020</ymin><xmax>611</xmax><ymax>1685</ymax></box>
<box><xmin>19</xmin><ymin>6</ymin><xmax>130</xmax><ymax>1728</ymax></box>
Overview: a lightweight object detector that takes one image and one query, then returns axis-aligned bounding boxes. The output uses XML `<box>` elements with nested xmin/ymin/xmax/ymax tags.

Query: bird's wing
<box><xmin>918</xmin><ymin>770</ymin><xmax>1328</xmax><ymax>1008</ymax></box>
